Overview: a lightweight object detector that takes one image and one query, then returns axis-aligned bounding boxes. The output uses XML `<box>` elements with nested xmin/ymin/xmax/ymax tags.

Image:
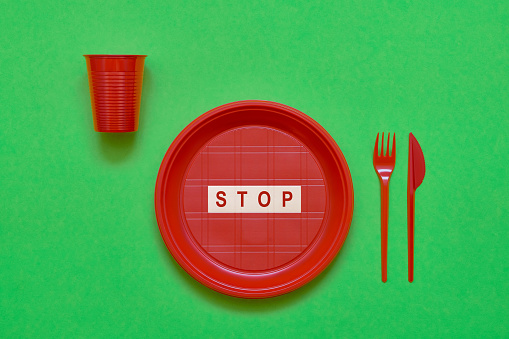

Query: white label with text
<box><xmin>207</xmin><ymin>186</ymin><xmax>301</xmax><ymax>213</ymax></box>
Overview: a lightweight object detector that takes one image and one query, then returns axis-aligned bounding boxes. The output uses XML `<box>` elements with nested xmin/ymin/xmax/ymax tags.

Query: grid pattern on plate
<box><xmin>183</xmin><ymin>127</ymin><xmax>326</xmax><ymax>271</ymax></box>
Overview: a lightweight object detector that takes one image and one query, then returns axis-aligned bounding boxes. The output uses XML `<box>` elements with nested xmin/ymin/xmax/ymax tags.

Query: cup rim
<box><xmin>83</xmin><ymin>54</ymin><xmax>147</xmax><ymax>58</ymax></box>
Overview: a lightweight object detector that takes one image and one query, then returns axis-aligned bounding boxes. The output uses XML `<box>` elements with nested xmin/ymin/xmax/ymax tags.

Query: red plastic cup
<box><xmin>84</xmin><ymin>55</ymin><xmax>147</xmax><ymax>132</ymax></box>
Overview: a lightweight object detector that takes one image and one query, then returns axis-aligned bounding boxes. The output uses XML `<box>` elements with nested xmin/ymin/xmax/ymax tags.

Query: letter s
<box><xmin>216</xmin><ymin>191</ymin><xmax>226</xmax><ymax>207</ymax></box>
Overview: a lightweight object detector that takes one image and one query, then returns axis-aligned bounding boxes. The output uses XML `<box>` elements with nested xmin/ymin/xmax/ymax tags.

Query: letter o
<box><xmin>258</xmin><ymin>191</ymin><xmax>271</xmax><ymax>207</ymax></box>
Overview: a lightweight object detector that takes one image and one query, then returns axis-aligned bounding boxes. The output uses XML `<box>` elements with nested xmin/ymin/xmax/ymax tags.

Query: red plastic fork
<box><xmin>373</xmin><ymin>133</ymin><xmax>396</xmax><ymax>283</ymax></box>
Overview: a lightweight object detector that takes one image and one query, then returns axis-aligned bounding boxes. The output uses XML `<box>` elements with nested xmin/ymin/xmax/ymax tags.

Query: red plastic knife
<box><xmin>407</xmin><ymin>133</ymin><xmax>426</xmax><ymax>282</ymax></box>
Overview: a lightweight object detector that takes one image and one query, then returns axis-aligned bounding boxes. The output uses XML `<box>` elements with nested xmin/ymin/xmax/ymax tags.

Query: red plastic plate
<box><xmin>155</xmin><ymin>101</ymin><xmax>354</xmax><ymax>298</ymax></box>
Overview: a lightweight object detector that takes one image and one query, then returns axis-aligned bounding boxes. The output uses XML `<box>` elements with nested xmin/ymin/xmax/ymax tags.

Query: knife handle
<box><xmin>407</xmin><ymin>189</ymin><xmax>415</xmax><ymax>282</ymax></box>
<box><xmin>380</xmin><ymin>182</ymin><xmax>389</xmax><ymax>283</ymax></box>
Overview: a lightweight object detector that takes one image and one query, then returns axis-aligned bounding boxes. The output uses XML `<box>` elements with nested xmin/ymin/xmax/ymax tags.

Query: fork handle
<box><xmin>380</xmin><ymin>181</ymin><xmax>389</xmax><ymax>283</ymax></box>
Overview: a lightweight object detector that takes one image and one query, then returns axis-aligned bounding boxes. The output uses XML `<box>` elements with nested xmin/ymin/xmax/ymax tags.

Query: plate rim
<box><xmin>155</xmin><ymin>100</ymin><xmax>354</xmax><ymax>298</ymax></box>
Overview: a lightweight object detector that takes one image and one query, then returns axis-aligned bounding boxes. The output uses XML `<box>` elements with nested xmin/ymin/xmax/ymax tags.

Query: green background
<box><xmin>1</xmin><ymin>0</ymin><xmax>507</xmax><ymax>337</ymax></box>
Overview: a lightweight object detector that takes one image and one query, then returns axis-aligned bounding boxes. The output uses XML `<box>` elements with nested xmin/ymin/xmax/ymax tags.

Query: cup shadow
<box><xmin>98</xmin><ymin>132</ymin><xmax>137</xmax><ymax>163</ymax></box>
<box><xmin>92</xmin><ymin>67</ymin><xmax>152</xmax><ymax>163</ymax></box>
<box><xmin>138</xmin><ymin>67</ymin><xmax>151</xmax><ymax>132</ymax></box>
<box><xmin>152</xmin><ymin>212</ymin><xmax>350</xmax><ymax>313</ymax></box>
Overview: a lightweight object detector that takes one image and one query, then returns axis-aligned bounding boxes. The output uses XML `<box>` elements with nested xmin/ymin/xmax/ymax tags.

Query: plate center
<box><xmin>182</xmin><ymin>126</ymin><xmax>326</xmax><ymax>271</ymax></box>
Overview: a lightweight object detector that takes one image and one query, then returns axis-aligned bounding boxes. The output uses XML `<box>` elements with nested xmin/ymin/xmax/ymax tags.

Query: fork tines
<box><xmin>374</xmin><ymin>132</ymin><xmax>396</xmax><ymax>157</ymax></box>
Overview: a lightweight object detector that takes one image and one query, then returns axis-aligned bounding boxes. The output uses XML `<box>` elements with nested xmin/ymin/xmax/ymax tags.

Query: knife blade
<box><xmin>408</xmin><ymin>133</ymin><xmax>426</xmax><ymax>282</ymax></box>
